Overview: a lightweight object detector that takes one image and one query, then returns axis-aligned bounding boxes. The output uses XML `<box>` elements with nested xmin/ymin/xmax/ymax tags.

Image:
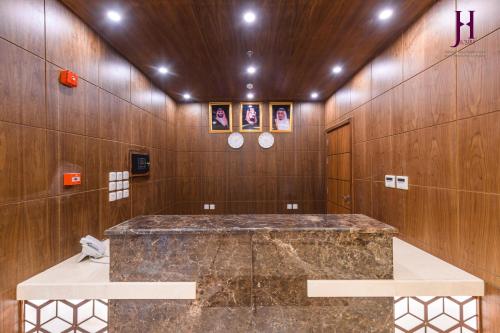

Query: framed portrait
<box><xmin>240</xmin><ymin>103</ymin><xmax>263</xmax><ymax>132</ymax></box>
<box><xmin>269</xmin><ymin>102</ymin><xmax>293</xmax><ymax>132</ymax></box>
<box><xmin>209</xmin><ymin>102</ymin><xmax>232</xmax><ymax>133</ymax></box>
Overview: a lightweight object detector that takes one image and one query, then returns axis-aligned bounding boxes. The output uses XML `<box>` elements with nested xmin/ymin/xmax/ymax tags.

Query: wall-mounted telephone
<box><xmin>78</xmin><ymin>235</ymin><xmax>107</xmax><ymax>262</ymax></box>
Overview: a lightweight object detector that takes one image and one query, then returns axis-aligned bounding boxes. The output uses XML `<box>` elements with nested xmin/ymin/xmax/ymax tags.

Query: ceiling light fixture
<box><xmin>378</xmin><ymin>8</ymin><xmax>394</xmax><ymax>20</ymax></box>
<box><xmin>247</xmin><ymin>92</ymin><xmax>254</xmax><ymax>99</ymax></box>
<box><xmin>246</xmin><ymin>83</ymin><xmax>254</xmax><ymax>90</ymax></box>
<box><xmin>243</xmin><ymin>11</ymin><xmax>256</xmax><ymax>24</ymax></box>
<box><xmin>332</xmin><ymin>65</ymin><xmax>342</xmax><ymax>74</ymax></box>
<box><xmin>158</xmin><ymin>66</ymin><xmax>169</xmax><ymax>74</ymax></box>
<box><xmin>246</xmin><ymin>66</ymin><xmax>257</xmax><ymax>74</ymax></box>
<box><xmin>107</xmin><ymin>10</ymin><xmax>122</xmax><ymax>22</ymax></box>
<box><xmin>183</xmin><ymin>93</ymin><xmax>191</xmax><ymax>100</ymax></box>
<box><xmin>311</xmin><ymin>92</ymin><xmax>319</xmax><ymax>99</ymax></box>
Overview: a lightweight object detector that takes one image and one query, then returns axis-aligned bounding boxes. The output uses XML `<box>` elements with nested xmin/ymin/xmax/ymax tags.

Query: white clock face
<box><xmin>258</xmin><ymin>132</ymin><xmax>274</xmax><ymax>149</ymax></box>
<box><xmin>228</xmin><ymin>132</ymin><xmax>244</xmax><ymax>149</ymax></box>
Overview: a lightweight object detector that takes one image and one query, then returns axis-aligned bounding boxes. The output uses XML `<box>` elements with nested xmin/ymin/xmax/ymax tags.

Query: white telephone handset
<box><xmin>78</xmin><ymin>235</ymin><xmax>107</xmax><ymax>262</ymax></box>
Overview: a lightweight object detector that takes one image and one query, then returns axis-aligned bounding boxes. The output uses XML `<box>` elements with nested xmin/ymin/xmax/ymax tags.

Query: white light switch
<box><xmin>287</xmin><ymin>204</ymin><xmax>293</xmax><ymax>210</ymax></box>
<box><xmin>396</xmin><ymin>176</ymin><xmax>409</xmax><ymax>190</ymax></box>
<box><xmin>292</xmin><ymin>204</ymin><xmax>298</xmax><ymax>210</ymax></box>
<box><xmin>109</xmin><ymin>182</ymin><xmax>117</xmax><ymax>191</ymax></box>
<box><xmin>209</xmin><ymin>204</ymin><xmax>215</xmax><ymax>210</ymax></box>
<box><xmin>123</xmin><ymin>180</ymin><xmax>129</xmax><ymax>189</ymax></box>
<box><xmin>116</xmin><ymin>172</ymin><xmax>123</xmax><ymax>181</ymax></box>
<box><xmin>385</xmin><ymin>175</ymin><xmax>396</xmax><ymax>188</ymax></box>
<box><xmin>123</xmin><ymin>189</ymin><xmax>129</xmax><ymax>198</ymax></box>
<box><xmin>109</xmin><ymin>192</ymin><xmax>117</xmax><ymax>202</ymax></box>
<box><xmin>203</xmin><ymin>204</ymin><xmax>210</xmax><ymax>210</ymax></box>
<box><xmin>123</xmin><ymin>171</ymin><xmax>129</xmax><ymax>180</ymax></box>
<box><xmin>109</xmin><ymin>172</ymin><xmax>117</xmax><ymax>181</ymax></box>
<box><xmin>116</xmin><ymin>181</ymin><xmax>123</xmax><ymax>190</ymax></box>
<box><xmin>116</xmin><ymin>190</ymin><xmax>123</xmax><ymax>200</ymax></box>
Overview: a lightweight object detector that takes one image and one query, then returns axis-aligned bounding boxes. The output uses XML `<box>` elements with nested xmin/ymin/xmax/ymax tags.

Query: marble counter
<box><xmin>105</xmin><ymin>214</ymin><xmax>397</xmax><ymax>332</ymax></box>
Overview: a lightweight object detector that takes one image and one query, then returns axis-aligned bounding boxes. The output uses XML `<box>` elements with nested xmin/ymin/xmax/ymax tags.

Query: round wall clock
<box><xmin>227</xmin><ymin>132</ymin><xmax>244</xmax><ymax>149</ymax></box>
<box><xmin>258</xmin><ymin>132</ymin><xmax>274</xmax><ymax>149</ymax></box>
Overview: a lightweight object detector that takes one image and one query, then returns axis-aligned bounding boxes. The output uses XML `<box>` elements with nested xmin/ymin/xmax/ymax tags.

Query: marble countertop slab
<box><xmin>104</xmin><ymin>214</ymin><xmax>398</xmax><ymax>236</ymax></box>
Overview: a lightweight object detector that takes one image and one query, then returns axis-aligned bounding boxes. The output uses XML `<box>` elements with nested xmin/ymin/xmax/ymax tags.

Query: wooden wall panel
<box><xmin>0</xmin><ymin>2</ymin><xmax>176</xmax><ymax>331</ymax></box>
<box><xmin>173</xmin><ymin>102</ymin><xmax>325</xmax><ymax>213</ymax></box>
<box><xmin>0</xmin><ymin>0</ymin><xmax>45</xmax><ymax>57</ymax></box>
<box><xmin>325</xmin><ymin>1</ymin><xmax>500</xmax><ymax>329</ymax></box>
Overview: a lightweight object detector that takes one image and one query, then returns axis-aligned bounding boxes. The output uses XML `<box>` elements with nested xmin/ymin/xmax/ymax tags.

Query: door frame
<box><xmin>325</xmin><ymin>117</ymin><xmax>353</xmax><ymax>213</ymax></box>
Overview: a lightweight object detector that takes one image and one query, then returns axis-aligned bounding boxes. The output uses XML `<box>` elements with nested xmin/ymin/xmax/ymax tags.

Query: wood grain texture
<box><xmin>131</xmin><ymin>66</ymin><xmax>152</xmax><ymax>112</ymax></box>
<box><xmin>457</xmin><ymin>30</ymin><xmax>500</xmax><ymax>119</ymax></box>
<box><xmin>45</xmin><ymin>0</ymin><xmax>100</xmax><ymax>84</ymax></box>
<box><xmin>324</xmin><ymin>1</ymin><xmax>500</xmax><ymax>329</ymax></box>
<box><xmin>349</xmin><ymin>65</ymin><xmax>371</xmax><ymax>110</ymax></box>
<box><xmin>0</xmin><ymin>2</ymin><xmax>176</xmax><ymax>331</ymax></box>
<box><xmin>458</xmin><ymin>111</ymin><xmax>500</xmax><ymax>193</ymax></box>
<box><xmin>0</xmin><ymin>38</ymin><xmax>46</xmax><ymax>127</ymax></box>
<box><xmin>59</xmin><ymin>0</ymin><xmax>434</xmax><ymax>102</ymax></box>
<box><xmin>0</xmin><ymin>0</ymin><xmax>45</xmax><ymax>57</ymax></box>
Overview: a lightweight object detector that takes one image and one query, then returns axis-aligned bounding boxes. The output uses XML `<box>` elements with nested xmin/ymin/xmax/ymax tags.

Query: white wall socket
<box><xmin>203</xmin><ymin>204</ymin><xmax>210</xmax><ymax>210</ymax></box>
<box><xmin>116</xmin><ymin>172</ymin><xmax>123</xmax><ymax>181</ymax></box>
<box><xmin>292</xmin><ymin>204</ymin><xmax>298</xmax><ymax>209</ymax></box>
<box><xmin>123</xmin><ymin>189</ymin><xmax>129</xmax><ymax>198</ymax></box>
<box><xmin>287</xmin><ymin>204</ymin><xmax>293</xmax><ymax>210</ymax></box>
<box><xmin>109</xmin><ymin>172</ymin><xmax>117</xmax><ymax>182</ymax></box>
<box><xmin>116</xmin><ymin>190</ymin><xmax>123</xmax><ymax>200</ymax></box>
<box><xmin>385</xmin><ymin>175</ymin><xmax>396</xmax><ymax>188</ymax></box>
<box><xmin>109</xmin><ymin>181</ymin><xmax>117</xmax><ymax>191</ymax></box>
<box><xmin>109</xmin><ymin>192</ymin><xmax>117</xmax><ymax>202</ymax></box>
<box><xmin>209</xmin><ymin>204</ymin><xmax>215</xmax><ymax>210</ymax></box>
<box><xmin>396</xmin><ymin>176</ymin><xmax>409</xmax><ymax>190</ymax></box>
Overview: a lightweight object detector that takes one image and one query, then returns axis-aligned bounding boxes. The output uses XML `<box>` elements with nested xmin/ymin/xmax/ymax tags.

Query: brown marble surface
<box><xmin>104</xmin><ymin>214</ymin><xmax>397</xmax><ymax>236</ymax></box>
<box><xmin>106</xmin><ymin>214</ymin><xmax>396</xmax><ymax>332</ymax></box>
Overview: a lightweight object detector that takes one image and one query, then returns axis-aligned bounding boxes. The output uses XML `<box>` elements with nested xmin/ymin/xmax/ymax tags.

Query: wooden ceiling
<box><xmin>60</xmin><ymin>0</ymin><xmax>436</xmax><ymax>102</ymax></box>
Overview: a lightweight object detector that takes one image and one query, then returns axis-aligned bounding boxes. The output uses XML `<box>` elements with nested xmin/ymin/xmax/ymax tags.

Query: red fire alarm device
<box><xmin>64</xmin><ymin>173</ymin><xmax>81</xmax><ymax>186</ymax></box>
<box><xmin>59</xmin><ymin>70</ymin><xmax>78</xmax><ymax>88</ymax></box>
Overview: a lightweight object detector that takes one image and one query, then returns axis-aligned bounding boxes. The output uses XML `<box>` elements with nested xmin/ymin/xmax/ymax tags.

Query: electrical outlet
<box><xmin>109</xmin><ymin>172</ymin><xmax>117</xmax><ymax>181</ymax></box>
<box><xmin>292</xmin><ymin>204</ymin><xmax>298</xmax><ymax>210</ymax></box>
<box><xmin>203</xmin><ymin>204</ymin><xmax>210</xmax><ymax>210</ymax></box>
<box><xmin>116</xmin><ymin>190</ymin><xmax>123</xmax><ymax>200</ymax></box>
<box><xmin>109</xmin><ymin>192</ymin><xmax>117</xmax><ymax>202</ymax></box>
<box><xmin>123</xmin><ymin>171</ymin><xmax>129</xmax><ymax>180</ymax></box>
<box><xmin>109</xmin><ymin>182</ymin><xmax>117</xmax><ymax>191</ymax></box>
<box><xmin>123</xmin><ymin>189</ymin><xmax>129</xmax><ymax>198</ymax></box>
<box><xmin>396</xmin><ymin>176</ymin><xmax>409</xmax><ymax>190</ymax></box>
<box><xmin>287</xmin><ymin>204</ymin><xmax>293</xmax><ymax>210</ymax></box>
<box><xmin>116</xmin><ymin>172</ymin><xmax>123</xmax><ymax>181</ymax></box>
<box><xmin>209</xmin><ymin>204</ymin><xmax>215</xmax><ymax>210</ymax></box>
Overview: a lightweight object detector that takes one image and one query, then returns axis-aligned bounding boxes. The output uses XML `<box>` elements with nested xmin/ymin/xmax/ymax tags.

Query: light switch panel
<box><xmin>116</xmin><ymin>172</ymin><xmax>123</xmax><ymax>181</ymax></box>
<box><xmin>116</xmin><ymin>190</ymin><xmax>123</xmax><ymax>200</ymax></box>
<box><xmin>287</xmin><ymin>204</ymin><xmax>293</xmax><ymax>210</ymax></box>
<box><xmin>123</xmin><ymin>171</ymin><xmax>129</xmax><ymax>180</ymax></box>
<box><xmin>385</xmin><ymin>175</ymin><xmax>396</xmax><ymax>188</ymax></box>
<box><xmin>203</xmin><ymin>204</ymin><xmax>210</xmax><ymax>210</ymax></box>
<box><xmin>116</xmin><ymin>181</ymin><xmax>123</xmax><ymax>190</ymax></box>
<box><xmin>123</xmin><ymin>189</ymin><xmax>129</xmax><ymax>198</ymax></box>
<box><xmin>109</xmin><ymin>192</ymin><xmax>117</xmax><ymax>202</ymax></box>
<box><xmin>109</xmin><ymin>172</ymin><xmax>117</xmax><ymax>182</ymax></box>
<box><xmin>123</xmin><ymin>180</ymin><xmax>129</xmax><ymax>189</ymax></box>
<box><xmin>292</xmin><ymin>204</ymin><xmax>298</xmax><ymax>210</ymax></box>
<box><xmin>109</xmin><ymin>182</ymin><xmax>117</xmax><ymax>191</ymax></box>
<box><xmin>209</xmin><ymin>204</ymin><xmax>215</xmax><ymax>210</ymax></box>
<box><xmin>396</xmin><ymin>176</ymin><xmax>409</xmax><ymax>190</ymax></box>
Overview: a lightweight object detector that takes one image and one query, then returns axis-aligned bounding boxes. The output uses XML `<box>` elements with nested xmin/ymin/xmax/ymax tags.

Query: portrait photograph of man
<box><xmin>240</xmin><ymin>103</ymin><xmax>262</xmax><ymax>132</ymax></box>
<box><xmin>209</xmin><ymin>102</ymin><xmax>232</xmax><ymax>133</ymax></box>
<box><xmin>270</xmin><ymin>102</ymin><xmax>293</xmax><ymax>132</ymax></box>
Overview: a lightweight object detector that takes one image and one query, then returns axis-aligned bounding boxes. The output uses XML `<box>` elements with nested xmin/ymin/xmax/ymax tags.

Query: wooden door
<box><xmin>326</xmin><ymin>123</ymin><xmax>352</xmax><ymax>213</ymax></box>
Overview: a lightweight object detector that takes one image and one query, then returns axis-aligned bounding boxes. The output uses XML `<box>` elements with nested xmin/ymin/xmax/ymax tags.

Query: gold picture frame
<box><xmin>240</xmin><ymin>102</ymin><xmax>263</xmax><ymax>132</ymax></box>
<box><xmin>269</xmin><ymin>102</ymin><xmax>293</xmax><ymax>133</ymax></box>
<box><xmin>209</xmin><ymin>102</ymin><xmax>232</xmax><ymax>133</ymax></box>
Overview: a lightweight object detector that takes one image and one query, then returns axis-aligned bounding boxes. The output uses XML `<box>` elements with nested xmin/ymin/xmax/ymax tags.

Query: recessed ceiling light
<box><xmin>378</xmin><ymin>8</ymin><xmax>393</xmax><ymax>20</ymax></box>
<box><xmin>246</xmin><ymin>83</ymin><xmax>254</xmax><ymax>90</ymax></box>
<box><xmin>107</xmin><ymin>10</ymin><xmax>122</xmax><ymax>22</ymax></box>
<box><xmin>183</xmin><ymin>93</ymin><xmax>191</xmax><ymax>100</ymax></box>
<box><xmin>158</xmin><ymin>66</ymin><xmax>169</xmax><ymax>74</ymax></box>
<box><xmin>311</xmin><ymin>92</ymin><xmax>319</xmax><ymax>99</ymax></box>
<box><xmin>246</xmin><ymin>66</ymin><xmax>257</xmax><ymax>74</ymax></box>
<box><xmin>247</xmin><ymin>92</ymin><xmax>254</xmax><ymax>99</ymax></box>
<box><xmin>243</xmin><ymin>11</ymin><xmax>256</xmax><ymax>24</ymax></box>
<box><xmin>332</xmin><ymin>66</ymin><xmax>342</xmax><ymax>74</ymax></box>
